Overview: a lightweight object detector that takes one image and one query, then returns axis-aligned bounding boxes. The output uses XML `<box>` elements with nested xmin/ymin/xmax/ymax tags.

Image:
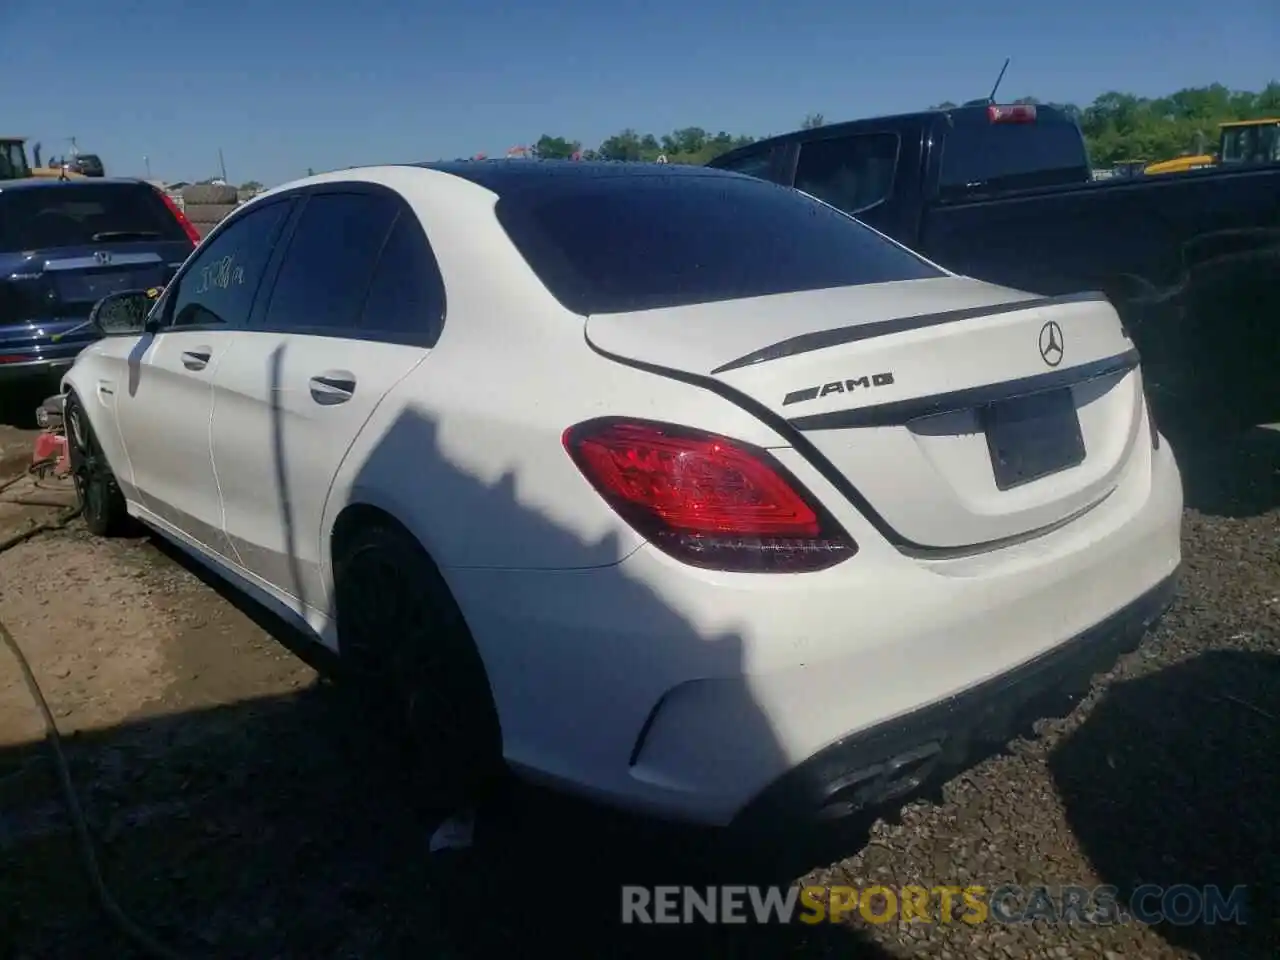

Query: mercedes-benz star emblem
<box><xmin>1038</xmin><ymin>320</ymin><xmax>1064</xmax><ymax>367</ymax></box>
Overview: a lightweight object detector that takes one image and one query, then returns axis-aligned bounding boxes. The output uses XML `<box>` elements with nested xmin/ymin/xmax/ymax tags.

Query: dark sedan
<box><xmin>0</xmin><ymin>178</ymin><xmax>199</xmax><ymax>385</ymax></box>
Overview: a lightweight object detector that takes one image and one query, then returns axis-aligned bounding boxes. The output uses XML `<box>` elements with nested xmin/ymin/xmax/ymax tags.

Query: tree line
<box><xmin>509</xmin><ymin>83</ymin><xmax>1279</xmax><ymax>168</ymax></box>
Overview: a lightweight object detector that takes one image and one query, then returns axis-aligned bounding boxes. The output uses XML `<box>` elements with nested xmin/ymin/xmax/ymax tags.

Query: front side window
<box><xmin>163</xmin><ymin>199</ymin><xmax>292</xmax><ymax>330</ymax></box>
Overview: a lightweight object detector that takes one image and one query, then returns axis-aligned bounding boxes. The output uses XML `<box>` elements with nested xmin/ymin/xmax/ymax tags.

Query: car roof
<box><xmin>410</xmin><ymin>159</ymin><xmax>750</xmax><ymax>196</ymax></box>
<box><xmin>0</xmin><ymin>176</ymin><xmax>147</xmax><ymax>194</ymax></box>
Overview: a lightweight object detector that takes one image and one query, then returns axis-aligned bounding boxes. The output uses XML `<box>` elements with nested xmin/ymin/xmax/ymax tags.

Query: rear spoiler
<box><xmin>712</xmin><ymin>290</ymin><xmax>1112</xmax><ymax>375</ymax></box>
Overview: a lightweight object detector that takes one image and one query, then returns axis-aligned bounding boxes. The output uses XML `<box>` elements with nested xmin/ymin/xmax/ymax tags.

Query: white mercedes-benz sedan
<box><xmin>59</xmin><ymin>161</ymin><xmax>1182</xmax><ymax>826</ymax></box>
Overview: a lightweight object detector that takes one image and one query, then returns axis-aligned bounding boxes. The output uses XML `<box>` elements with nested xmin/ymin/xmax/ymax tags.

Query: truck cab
<box><xmin>1219</xmin><ymin>118</ymin><xmax>1280</xmax><ymax>165</ymax></box>
<box><xmin>707</xmin><ymin>102</ymin><xmax>1092</xmax><ymax>247</ymax></box>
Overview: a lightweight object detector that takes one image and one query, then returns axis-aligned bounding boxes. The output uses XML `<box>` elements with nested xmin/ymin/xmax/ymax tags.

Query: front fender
<box><xmin>60</xmin><ymin>347</ymin><xmax>138</xmax><ymax>497</ymax></box>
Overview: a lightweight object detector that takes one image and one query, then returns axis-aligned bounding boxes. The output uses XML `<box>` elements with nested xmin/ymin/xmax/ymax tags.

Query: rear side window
<box><xmin>497</xmin><ymin>173</ymin><xmax>942</xmax><ymax>315</ymax></box>
<box><xmin>938</xmin><ymin>114</ymin><xmax>1089</xmax><ymax>195</ymax></box>
<box><xmin>357</xmin><ymin>212</ymin><xmax>447</xmax><ymax>347</ymax></box>
<box><xmin>713</xmin><ymin>149</ymin><xmax>774</xmax><ymax>180</ymax></box>
<box><xmin>164</xmin><ymin>199</ymin><xmax>292</xmax><ymax>330</ymax></box>
<box><xmin>260</xmin><ymin>192</ymin><xmax>398</xmax><ymax>336</ymax></box>
<box><xmin>795</xmin><ymin>133</ymin><xmax>899</xmax><ymax>214</ymax></box>
<box><xmin>0</xmin><ymin>183</ymin><xmax>189</xmax><ymax>252</ymax></box>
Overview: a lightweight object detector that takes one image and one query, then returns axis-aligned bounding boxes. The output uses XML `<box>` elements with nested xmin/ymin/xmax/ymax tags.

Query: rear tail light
<box><xmin>562</xmin><ymin>418</ymin><xmax>856</xmax><ymax>572</ymax></box>
<box><xmin>988</xmin><ymin>103</ymin><xmax>1037</xmax><ymax>124</ymax></box>
<box><xmin>154</xmin><ymin>188</ymin><xmax>202</xmax><ymax>246</ymax></box>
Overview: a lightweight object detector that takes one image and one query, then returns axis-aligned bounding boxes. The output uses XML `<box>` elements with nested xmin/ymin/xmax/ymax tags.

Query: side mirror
<box><xmin>89</xmin><ymin>289</ymin><xmax>157</xmax><ymax>336</ymax></box>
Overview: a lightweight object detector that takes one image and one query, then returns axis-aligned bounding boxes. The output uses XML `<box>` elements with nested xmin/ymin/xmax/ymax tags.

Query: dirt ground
<box><xmin>0</xmin><ymin>421</ymin><xmax>1277</xmax><ymax>959</ymax></box>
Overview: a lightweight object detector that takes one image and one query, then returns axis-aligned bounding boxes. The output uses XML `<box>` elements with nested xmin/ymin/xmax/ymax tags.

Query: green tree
<box><xmin>597</xmin><ymin>128</ymin><xmax>645</xmax><ymax>161</ymax></box>
<box><xmin>532</xmin><ymin>134</ymin><xmax>580</xmax><ymax>160</ymax></box>
<box><xmin>541</xmin><ymin>82</ymin><xmax>1277</xmax><ymax>171</ymax></box>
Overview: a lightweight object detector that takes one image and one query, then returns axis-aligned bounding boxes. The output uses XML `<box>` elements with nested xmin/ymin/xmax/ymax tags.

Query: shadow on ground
<box><xmin>1</xmin><ymin>389</ymin><xmax>896</xmax><ymax>957</ymax></box>
<box><xmin>1168</xmin><ymin>423</ymin><xmax>1280</xmax><ymax>519</ymax></box>
<box><xmin>1049</xmin><ymin>649</ymin><xmax>1280</xmax><ymax>960</ymax></box>
<box><xmin>0</xmin><ymin>667</ymin><xmax>894</xmax><ymax>958</ymax></box>
<box><xmin>0</xmin><ymin>379</ymin><xmax>59</xmax><ymax>431</ymax></box>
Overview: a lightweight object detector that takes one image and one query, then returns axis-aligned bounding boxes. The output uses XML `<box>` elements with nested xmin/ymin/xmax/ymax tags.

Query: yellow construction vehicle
<box><xmin>1144</xmin><ymin>117</ymin><xmax>1280</xmax><ymax>175</ymax></box>
<box><xmin>1218</xmin><ymin>117</ymin><xmax>1280</xmax><ymax>163</ymax></box>
<box><xmin>0</xmin><ymin>136</ymin><xmax>32</xmax><ymax>179</ymax></box>
<box><xmin>0</xmin><ymin>136</ymin><xmax>87</xmax><ymax>180</ymax></box>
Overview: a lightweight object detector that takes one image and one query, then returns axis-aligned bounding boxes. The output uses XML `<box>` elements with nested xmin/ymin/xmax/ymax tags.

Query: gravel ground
<box><xmin>0</xmin><ymin>425</ymin><xmax>1276</xmax><ymax>960</ymax></box>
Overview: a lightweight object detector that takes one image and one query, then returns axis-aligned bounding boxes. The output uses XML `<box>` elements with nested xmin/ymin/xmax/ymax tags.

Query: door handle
<box><xmin>181</xmin><ymin>348</ymin><xmax>212</xmax><ymax>371</ymax></box>
<box><xmin>309</xmin><ymin>371</ymin><xmax>356</xmax><ymax>406</ymax></box>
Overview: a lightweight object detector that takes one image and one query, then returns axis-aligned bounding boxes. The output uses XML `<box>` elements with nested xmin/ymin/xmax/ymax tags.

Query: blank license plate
<box><xmin>56</xmin><ymin>272</ymin><xmax>138</xmax><ymax>302</ymax></box>
<box><xmin>982</xmin><ymin>388</ymin><xmax>1085</xmax><ymax>490</ymax></box>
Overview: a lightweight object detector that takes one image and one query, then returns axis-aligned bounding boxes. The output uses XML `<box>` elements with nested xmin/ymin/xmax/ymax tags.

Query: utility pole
<box><xmin>144</xmin><ymin>155</ymin><xmax>152</xmax><ymax>179</ymax></box>
<box><xmin>217</xmin><ymin>147</ymin><xmax>227</xmax><ymax>183</ymax></box>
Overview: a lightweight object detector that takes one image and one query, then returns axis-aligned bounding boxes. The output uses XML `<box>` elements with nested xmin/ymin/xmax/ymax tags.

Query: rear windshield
<box><xmin>939</xmin><ymin>113</ymin><xmax>1090</xmax><ymax>195</ymax></box>
<box><xmin>0</xmin><ymin>182</ymin><xmax>187</xmax><ymax>252</ymax></box>
<box><xmin>495</xmin><ymin>173</ymin><xmax>943</xmax><ymax>315</ymax></box>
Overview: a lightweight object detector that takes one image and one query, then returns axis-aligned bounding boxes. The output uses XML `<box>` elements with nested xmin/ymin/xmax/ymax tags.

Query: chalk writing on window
<box><xmin>195</xmin><ymin>255</ymin><xmax>246</xmax><ymax>294</ymax></box>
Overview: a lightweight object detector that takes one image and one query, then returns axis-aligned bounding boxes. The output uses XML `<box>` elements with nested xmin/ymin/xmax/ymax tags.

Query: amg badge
<box><xmin>782</xmin><ymin>372</ymin><xmax>895</xmax><ymax>406</ymax></box>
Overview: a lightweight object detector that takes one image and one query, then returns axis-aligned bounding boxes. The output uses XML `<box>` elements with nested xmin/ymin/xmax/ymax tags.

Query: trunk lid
<box><xmin>2</xmin><ymin>241</ymin><xmax>189</xmax><ymax>318</ymax></box>
<box><xmin>585</xmin><ymin>276</ymin><xmax>1143</xmax><ymax>550</ymax></box>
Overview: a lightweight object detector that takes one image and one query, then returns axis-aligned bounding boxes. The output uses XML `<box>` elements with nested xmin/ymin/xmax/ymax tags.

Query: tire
<box><xmin>181</xmin><ymin>184</ymin><xmax>237</xmax><ymax>205</ymax></box>
<box><xmin>65</xmin><ymin>394</ymin><xmax>130</xmax><ymax>537</ymax></box>
<box><xmin>181</xmin><ymin>203</ymin><xmax>238</xmax><ymax>222</ymax></box>
<box><xmin>334</xmin><ymin>520</ymin><xmax>504</xmax><ymax>811</ymax></box>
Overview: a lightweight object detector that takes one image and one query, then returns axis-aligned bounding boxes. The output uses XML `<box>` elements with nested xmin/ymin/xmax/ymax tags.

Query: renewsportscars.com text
<box><xmin>621</xmin><ymin>884</ymin><xmax>1249</xmax><ymax>926</ymax></box>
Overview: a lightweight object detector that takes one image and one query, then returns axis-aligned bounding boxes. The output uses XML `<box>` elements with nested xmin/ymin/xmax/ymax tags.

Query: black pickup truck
<box><xmin>707</xmin><ymin>103</ymin><xmax>1279</xmax><ymax>428</ymax></box>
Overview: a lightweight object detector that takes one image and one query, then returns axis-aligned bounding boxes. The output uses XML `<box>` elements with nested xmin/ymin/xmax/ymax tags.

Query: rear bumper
<box><xmin>0</xmin><ymin>325</ymin><xmax>95</xmax><ymax>383</ymax></box>
<box><xmin>450</xmin><ymin>436</ymin><xmax>1183</xmax><ymax>826</ymax></box>
<box><xmin>733</xmin><ymin>570</ymin><xmax>1177</xmax><ymax>828</ymax></box>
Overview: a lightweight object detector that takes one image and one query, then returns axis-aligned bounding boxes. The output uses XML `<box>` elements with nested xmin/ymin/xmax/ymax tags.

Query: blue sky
<box><xmin>4</xmin><ymin>0</ymin><xmax>1275</xmax><ymax>186</ymax></box>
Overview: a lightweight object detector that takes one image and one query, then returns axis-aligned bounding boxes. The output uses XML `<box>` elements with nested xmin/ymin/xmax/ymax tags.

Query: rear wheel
<box><xmin>334</xmin><ymin>520</ymin><xmax>504</xmax><ymax>813</ymax></box>
<box><xmin>65</xmin><ymin>394</ymin><xmax>130</xmax><ymax>536</ymax></box>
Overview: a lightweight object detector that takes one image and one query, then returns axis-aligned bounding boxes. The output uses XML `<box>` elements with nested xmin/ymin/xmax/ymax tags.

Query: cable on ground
<box><xmin>0</xmin><ymin>495</ymin><xmax>191</xmax><ymax>960</ymax></box>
